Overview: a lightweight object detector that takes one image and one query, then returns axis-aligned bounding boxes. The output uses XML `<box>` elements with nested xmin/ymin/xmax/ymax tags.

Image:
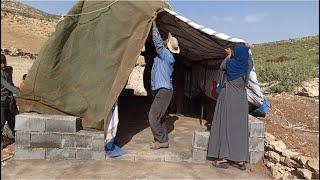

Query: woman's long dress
<box><xmin>207</xmin><ymin>58</ymin><xmax>249</xmax><ymax>162</ymax></box>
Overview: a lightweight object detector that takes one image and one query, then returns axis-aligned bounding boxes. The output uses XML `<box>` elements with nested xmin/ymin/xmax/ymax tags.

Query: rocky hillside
<box><xmin>1</xmin><ymin>0</ymin><xmax>59</xmax><ymax>53</ymax></box>
<box><xmin>1</xmin><ymin>0</ymin><xmax>60</xmax><ymax>21</ymax></box>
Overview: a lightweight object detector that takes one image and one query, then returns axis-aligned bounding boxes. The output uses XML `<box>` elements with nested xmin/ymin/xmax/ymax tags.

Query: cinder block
<box><xmin>62</xmin><ymin>133</ymin><xmax>92</xmax><ymax>148</ymax></box>
<box><xmin>15</xmin><ymin>113</ymin><xmax>46</xmax><ymax>132</ymax></box>
<box><xmin>16</xmin><ymin>131</ymin><xmax>30</xmax><ymax>147</ymax></box>
<box><xmin>192</xmin><ymin>148</ymin><xmax>207</xmax><ymax>163</ymax></box>
<box><xmin>249</xmin><ymin>137</ymin><xmax>264</xmax><ymax>152</ymax></box>
<box><xmin>164</xmin><ymin>155</ymin><xmax>184</xmax><ymax>162</ymax></box>
<box><xmin>45</xmin><ymin>115</ymin><xmax>81</xmax><ymax>133</ymax></box>
<box><xmin>114</xmin><ymin>154</ymin><xmax>135</xmax><ymax>161</ymax></box>
<box><xmin>134</xmin><ymin>154</ymin><xmax>164</xmax><ymax>161</ymax></box>
<box><xmin>76</xmin><ymin>148</ymin><xmax>93</xmax><ymax>160</ymax></box>
<box><xmin>92</xmin><ymin>151</ymin><xmax>106</xmax><ymax>160</ymax></box>
<box><xmin>14</xmin><ymin>147</ymin><xmax>46</xmax><ymax>160</ymax></box>
<box><xmin>92</xmin><ymin>133</ymin><xmax>105</xmax><ymax>151</ymax></box>
<box><xmin>46</xmin><ymin>148</ymin><xmax>76</xmax><ymax>160</ymax></box>
<box><xmin>192</xmin><ymin>131</ymin><xmax>210</xmax><ymax>150</ymax></box>
<box><xmin>249</xmin><ymin>115</ymin><xmax>265</xmax><ymax>138</ymax></box>
<box><xmin>30</xmin><ymin>132</ymin><xmax>61</xmax><ymax>148</ymax></box>
<box><xmin>249</xmin><ymin>151</ymin><xmax>264</xmax><ymax>164</ymax></box>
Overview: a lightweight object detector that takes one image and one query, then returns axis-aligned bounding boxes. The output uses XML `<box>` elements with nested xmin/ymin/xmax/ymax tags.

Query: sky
<box><xmin>19</xmin><ymin>0</ymin><xmax>319</xmax><ymax>44</ymax></box>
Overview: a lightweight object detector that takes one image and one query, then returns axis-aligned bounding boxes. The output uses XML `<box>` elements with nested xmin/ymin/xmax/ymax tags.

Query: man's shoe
<box><xmin>150</xmin><ymin>141</ymin><xmax>169</xmax><ymax>149</ymax></box>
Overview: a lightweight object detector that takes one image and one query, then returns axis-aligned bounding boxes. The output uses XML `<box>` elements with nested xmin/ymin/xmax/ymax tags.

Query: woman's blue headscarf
<box><xmin>226</xmin><ymin>44</ymin><xmax>250</xmax><ymax>81</ymax></box>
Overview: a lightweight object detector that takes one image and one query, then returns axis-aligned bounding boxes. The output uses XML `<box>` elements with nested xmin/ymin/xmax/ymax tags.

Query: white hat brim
<box><xmin>167</xmin><ymin>40</ymin><xmax>180</xmax><ymax>54</ymax></box>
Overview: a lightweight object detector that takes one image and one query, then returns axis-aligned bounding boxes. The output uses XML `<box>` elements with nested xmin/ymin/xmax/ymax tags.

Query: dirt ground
<box><xmin>1</xmin><ymin>13</ymin><xmax>56</xmax><ymax>53</ymax></box>
<box><xmin>262</xmin><ymin>93</ymin><xmax>319</xmax><ymax>158</ymax></box>
<box><xmin>1</xmin><ymin>8</ymin><xmax>318</xmax><ymax>176</ymax></box>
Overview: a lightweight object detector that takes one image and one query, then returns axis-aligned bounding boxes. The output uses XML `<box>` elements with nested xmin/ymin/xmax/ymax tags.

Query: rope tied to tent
<box><xmin>58</xmin><ymin>0</ymin><xmax>119</xmax><ymax>22</ymax></box>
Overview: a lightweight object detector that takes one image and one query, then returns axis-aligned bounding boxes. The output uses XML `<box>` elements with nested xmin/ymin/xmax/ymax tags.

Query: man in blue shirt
<box><xmin>149</xmin><ymin>15</ymin><xmax>180</xmax><ymax>149</ymax></box>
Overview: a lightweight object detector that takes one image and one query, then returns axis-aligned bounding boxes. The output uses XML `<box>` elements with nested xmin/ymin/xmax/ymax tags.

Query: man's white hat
<box><xmin>167</xmin><ymin>32</ymin><xmax>180</xmax><ymax>54</ymax></box>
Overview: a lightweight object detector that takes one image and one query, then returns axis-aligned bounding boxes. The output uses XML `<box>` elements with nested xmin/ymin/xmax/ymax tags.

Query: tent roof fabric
<box><xmin>17</xmin><ymin>1</ymin><xmax>250</xmax><ymax>131</ymax></box>
<box><xmin>164</xmin><ymin>8</ymin><xmax>246</xmax><ymax>43</ymax></box>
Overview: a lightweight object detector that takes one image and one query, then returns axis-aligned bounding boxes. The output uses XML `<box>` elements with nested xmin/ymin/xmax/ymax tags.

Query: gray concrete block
<box><xmin>75</xmin><ymin>147</ymin><xmax>105</xmax><ymax>160</ymax></box>
<box><xmin>134</xmin><ymin>154</ymin><xmax>165</xmax><ymax>161</ymax></box>
<box><xmin>192</xmin><ymin>148</ymin><xmax>207</xmax><ymax>163</ymax></box>
<box><xmin>249</xmin><ymin>137</ymin><xmax>264</xmax><ymax>152</ymax></box>
<box><xmin>92</xmin><ymin>133</ymin><xmax>105</xmax><ymax>151</ymax></box>
<box><xmin>92</xmin><ymin>151</ymin><xmax>106</xmax><ymax>160</ymax></box>
<box><xmin>46</xmin><ymin>148</ymin><xmax>76</xmax><ymax>160</ymax></box>
<box><xmin>164</xmin><ymin>155</ymin><xmax>185</xmax><ymax>162</ymax></box>
<box><xmin>249</xmin><ymin>151</ymin><xmax>264</xmax><ymax>164</ymax></box>
<box><xmin>15</xmin><ymin>131</ymin><xmax>30</xmax><ymax>147</ymax></box>
<box><xmin>45</xmin><ymin>116</ymin><xmax>81</xmax><ymax>133</ymax></box>
<box><xmin>15</xmin><ymin>113</ymin><xmax>46</xmax><ymax>132</ymax></box>
<box><xmin>14</xmin><ymin>147</ymin><xmax>46</xmax><ymax>160</ymax></box>
<box><xmin>113</xmin><ymin>154</ymin><xmax>135</xmax><ymax>161</ymax></box>
<box><xmin>192</xmin><ymin>131</ymin><xmax>210</xmax><ymax>150</ymax></box>
<box><xmin>30</xmin><ymin>132</ymin><xmax>61</xmax><ymax>148</ymax></box>
<box><xmin>249</xmin><ymin>115</ymin><xmax>265</xmax><ymax>138</ymax></box>
<box><xmin>76</xmin><ymin>149</ymin><xmax>93</xmax><ymax>160</ymax></box>
<box><xmin>62</xmin><ymin>133</ymin><xmax>92</xmax><ymax>148</ymax></box>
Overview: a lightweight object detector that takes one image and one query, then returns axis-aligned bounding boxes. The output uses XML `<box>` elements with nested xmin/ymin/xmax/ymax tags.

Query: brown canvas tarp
<box><xmin>18</xmin><ymin>0</ymin><xmax>167</xmax><ymax>130</ymax></box>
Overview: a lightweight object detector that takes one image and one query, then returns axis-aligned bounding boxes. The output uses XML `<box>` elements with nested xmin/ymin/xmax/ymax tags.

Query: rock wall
<box><xmin>264</xmin><ymin>132</ymin><xmax>319</xmax><ymax>179</ymax></box>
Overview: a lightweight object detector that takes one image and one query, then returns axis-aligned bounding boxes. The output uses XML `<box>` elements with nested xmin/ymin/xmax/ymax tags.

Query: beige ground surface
<box><xmin>1</xmin><ymin>13</ymin><xmax>56</xmax><ymax>53</ymax></box>
<box><xmin>2</xmin><ymin>159</ymin><xmax>268</xmax><ymax>179</ymax></box>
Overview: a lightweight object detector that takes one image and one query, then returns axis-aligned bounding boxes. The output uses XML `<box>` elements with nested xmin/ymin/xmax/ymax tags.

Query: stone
<box><xmin>15</xmin><ymin>131</ymin><xmax>30</xmax><ymax>147</ymax></box>
<box><xmin>270</xmin><ymin>163</ymin><xmax>293</xmax><ymax>179</ymax></box>
<box><xmin>295</xmin><ymin>78</ymin><xmax>319</xmax><ymax>97</ymax></box>
<box><xmin>306</xmin><ymin>159</ymin><xmax>319</xmax><ymax>172</ymax></box>
<box><xmin>264</xmin><ymin>132</ymin><xmax>276</xmax><ymax>143</ymax></box>
<box><xmin>192</xmin><ymin>148</ymin><xmax>207</xmax><ymax>163</ymax></box>
<box><xmin>46</xmin><ymin>148</ymin><xmax>76</xmax><ymax>160</ymax></box>
<box><xmin>30</xmin><ymin>132</ymin><xmax>61</xmax><ymax>148</ymax></box>
<box><xmin>264</xmin><ymin>159</ymin><xmax>274</xmax><ymax>168</ymax></box>
<box><xmin>45</xmin><ymin>115</ymin><xmax>81</xmax><ymax>133</ymax></box>
<box><xmin>15</xmin><ymin>113</ymin><xmax>46</xmax><ymax>132</ymax></box>
<box><xmin>62</xmin><ymin>133</ymin><xmax>92</xmax><ymax>148</ymax></box>
<box><xmin>248</xmin><ymin>116</ymin><xmax>265</xmax><ymax>138</ymax></box>
<box><xmin>192</xmin><ymin>131</ymin><xmax>209</xmax><ymax>150</ymax></box>
<box><xmin>14</xmin><ymin>148</ymin><xmax>46</xmax><ymax>160</ymax></box>
<box><xmin>268</xmin><ymin>140</ymin><xmax>287</xmax><ymax>153</ymax></box>
<box><xmin>292</xmin><ymin>155</ymin><xmax>312</xmax><ymax>168</ymax></box>
<box><xmin>281</xmin><ymin>149</ymin><xmax>301</xmax><ymax>159</ymax></box>
<box><xmin>250</xmin><ymin>151</ymin><xmax>264</xmax><ymax>164</ymax></box>
<box><xmin>265</xmin><ymin>151</ymin><xmax>281</xmax><ymax>163</ymax></box>
<box><xmin>283</xmin><ymin>157</ymin><xmax>302</xmax><ymax>168</ymax></box>
<box><xmin>249</xmin><ymin>137</ymin><xmax>264</xmax><ymax>151</ymax></box>
<box><xmin>296</xmin><ymin>168</ymin><xmax>313</xmax><ymax>180</ymax></box>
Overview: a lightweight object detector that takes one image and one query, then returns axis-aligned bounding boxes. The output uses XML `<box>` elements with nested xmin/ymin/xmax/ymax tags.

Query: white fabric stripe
<box><xmin>187</xmin><ymin>21</ymin><xmax>204</xmax><ymax>29</ymax></box>
<box><xmin>163</xmin><ymin>8</ymin><xmax>247</xmax><ymax>43</ymax></box>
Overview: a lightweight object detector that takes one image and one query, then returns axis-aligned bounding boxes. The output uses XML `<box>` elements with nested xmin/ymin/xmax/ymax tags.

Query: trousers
<box><xmin>148</xmin><ymin>88</ymin><xmax>173</xmax><ymax>143</ymax></box>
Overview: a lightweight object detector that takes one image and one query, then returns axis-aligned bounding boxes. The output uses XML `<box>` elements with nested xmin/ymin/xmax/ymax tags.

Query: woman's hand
<box><xmin>225</xmin><ymin>48</ymin><xmax>232</xmax><ymax>59</ymax></box>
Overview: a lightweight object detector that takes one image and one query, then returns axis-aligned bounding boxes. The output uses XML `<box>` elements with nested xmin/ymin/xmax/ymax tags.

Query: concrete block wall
<box><xmin>191</xmin><ymin>115</ymin><xmax>265</xmax><ymax>164</ymax></box>
<box><xmin>14</xmin><ymin>113</ymin><xmax>105</xmax><ymax>160</ymax></box>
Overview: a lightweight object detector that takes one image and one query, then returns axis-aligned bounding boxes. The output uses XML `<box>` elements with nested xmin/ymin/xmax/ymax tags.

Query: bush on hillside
<box><xmin>252</xmin><ymin>36</ymin><xmax>319</xmax><ymax>93</ymax></box>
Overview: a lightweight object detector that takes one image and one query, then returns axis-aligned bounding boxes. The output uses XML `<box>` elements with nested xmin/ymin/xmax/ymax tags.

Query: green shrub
<box><xmin>252</xmin><ymin>36</ymin><xmax>319</xmax><ymax>93</ymax></box>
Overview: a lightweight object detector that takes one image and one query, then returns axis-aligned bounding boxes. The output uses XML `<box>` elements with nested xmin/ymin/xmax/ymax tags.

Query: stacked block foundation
<box><xmin>14</xmin><ymin>113</ymin><xmax>105</xmax><ymax>160</ymax></box>
<box><xmin>191</xmin><ymin>115</ymin><xmax>265</xmax><ymax>164</ymax></box>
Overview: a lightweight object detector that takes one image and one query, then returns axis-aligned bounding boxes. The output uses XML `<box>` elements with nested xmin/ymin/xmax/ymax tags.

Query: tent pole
<box><xmin>200</xmin><ymin>61</ymin><xmax>208</xmax><ymax>125</ymax></box>
<box><xmin>188</xmin><ymin>68</ymin><xmax>192</xmax><ymax>114</ymax></box>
